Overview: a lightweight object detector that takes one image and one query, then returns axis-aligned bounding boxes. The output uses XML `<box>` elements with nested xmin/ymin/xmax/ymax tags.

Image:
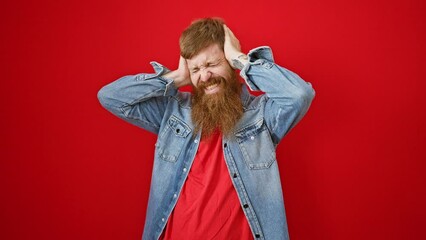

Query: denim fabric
<box><xmin>98</xmin><ymin>46</ymin><xmax>315</xmax><ymax>240</ymax></box>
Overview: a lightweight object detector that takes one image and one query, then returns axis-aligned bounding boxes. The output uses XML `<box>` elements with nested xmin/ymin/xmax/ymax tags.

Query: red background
<box><xmin>1</xmin><ymin>0</ymin><xmax>425</xmax><ymax>239</ymax></box>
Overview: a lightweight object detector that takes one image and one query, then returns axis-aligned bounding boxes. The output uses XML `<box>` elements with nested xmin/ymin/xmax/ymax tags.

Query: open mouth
<box><xmin>201</xmin><ymin>77</ymin><xmax>222</xmax><ymax>94</ymax></box>
<box><xmin>206</xmin><ymin>83</ymin><xmax>218</xmax><ymax>90</ymax></box>
<box><xmin>204</xmin><ymin>83</ymin><xmax>219</xmax><ymax>94</ymax></box>
<box><xmin>198</xmin><ymin>77</ymin><xmax>224</xmax><ymax>94</ymax></box>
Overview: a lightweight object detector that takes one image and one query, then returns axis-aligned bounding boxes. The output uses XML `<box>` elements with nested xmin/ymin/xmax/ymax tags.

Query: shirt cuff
<box><xmin>240</xmin><ymin>46</ymin><xmax>275</xmax><ymax>91</ymax></box>
<box><xmin>145</xmin><ymin>61</ymin><xmax>177</xmax><ymax>96</ymax></box>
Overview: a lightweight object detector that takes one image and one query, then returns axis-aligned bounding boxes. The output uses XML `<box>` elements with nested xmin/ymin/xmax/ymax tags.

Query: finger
<box><xmin>223</xmin><ymin>25</ymin><xmax>234</xmax><ymax>37</ymax></box>
<box><xmin>223</xmin><ymin>25</ymin><xmax>230</xmax><ymax>38</ymax></box>
<box><xmin>179</xmin><ymin>56</ymin><xmax>188</xmax><ymax>68</ymax></box>
<box><xmin>224</xmin><ymin>25</ymin><xmax>236</xmax><ymax>38</ymax></box>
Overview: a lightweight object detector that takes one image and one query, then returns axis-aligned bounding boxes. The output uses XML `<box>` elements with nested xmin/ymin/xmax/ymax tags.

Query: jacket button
<box><xmin>224</xmin><ymin>143</ymin><xmax>227</xmax><ymax>148</ymax></box>
<box><xmin>255</xmin><ymin>233</ymin><xmax>261</xmax><ymax>238</ymax></box>
<box><xmin>183</xmin><ymin>168</ymin><xmax>187</xmax><ymax>172</ymax></box>
<box><xmin>243</xmin><ymin>204</ymin><xmax>249</xmax><ymax>208</ymax></box>
<box><xmin>233</xmin><ymin>173</ymin><xmax>237</xmax><ymax>178</ymax></box>
<box><xmin>161</xmin><ymin>218</ymin><xmax>165</xmax><ymax>222</ymax></box>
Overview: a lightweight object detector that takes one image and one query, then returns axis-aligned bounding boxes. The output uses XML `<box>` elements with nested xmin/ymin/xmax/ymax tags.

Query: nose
<box><xmin>199</xmin><ymin>69</ymin><xmax>212</xmax><ymax>82</ymax></box>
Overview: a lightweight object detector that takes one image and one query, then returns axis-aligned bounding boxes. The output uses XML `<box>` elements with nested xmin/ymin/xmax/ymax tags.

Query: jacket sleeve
<box><xmin>240</xmin><ymin>46</ymin><xmax>315</xmax><ymax>144</ymax></box>
<box><xmin>97</xmin><ymin>61</ymin><xmax>177</xmax><ymax>135</ymax></box>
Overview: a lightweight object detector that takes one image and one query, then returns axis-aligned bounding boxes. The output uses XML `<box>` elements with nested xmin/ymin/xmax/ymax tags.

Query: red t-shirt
<box><xmin>160</xmin><ymin>131</ymin><xmax>253</xmax><ymax>240</ymax></box>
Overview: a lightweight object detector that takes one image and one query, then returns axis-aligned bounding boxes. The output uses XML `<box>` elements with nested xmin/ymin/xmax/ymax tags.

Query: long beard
<box><xmin>191</xmin><ymin>72</ymin><xmax>243</xmax><ymax>139</ymax></box>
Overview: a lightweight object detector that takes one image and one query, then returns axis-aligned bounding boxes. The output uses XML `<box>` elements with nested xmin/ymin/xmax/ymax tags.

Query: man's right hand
<box><xmin>163</xmin><ymin>56</ymin><xmax>191</xmax><ymax>88</ymax></box>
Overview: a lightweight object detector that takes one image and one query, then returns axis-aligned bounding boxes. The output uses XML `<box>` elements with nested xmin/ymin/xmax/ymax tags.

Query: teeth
<box><xmin>206</xmin><ymin>84</ymin><xmax>218</xmax><ymax>90</ymax></box>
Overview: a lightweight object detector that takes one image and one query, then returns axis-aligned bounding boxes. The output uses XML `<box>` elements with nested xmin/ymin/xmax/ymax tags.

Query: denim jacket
<box><xmin>97</xmin><ymin>46</ymin><xmax>315</xmax><ymax>240</ymax></box>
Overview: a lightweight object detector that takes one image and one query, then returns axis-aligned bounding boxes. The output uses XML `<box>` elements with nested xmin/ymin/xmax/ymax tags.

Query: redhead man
<box><xmin>98</xmin><ymin>18</ymin><xmax>315</xmax><ymax>240</ymax></box>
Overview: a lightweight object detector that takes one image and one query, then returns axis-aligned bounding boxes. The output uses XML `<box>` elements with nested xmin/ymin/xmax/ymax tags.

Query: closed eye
<box><xmin>207</xmin><ymin>62</ymin><xmax>218</xmax><ymax>67</ymax></box>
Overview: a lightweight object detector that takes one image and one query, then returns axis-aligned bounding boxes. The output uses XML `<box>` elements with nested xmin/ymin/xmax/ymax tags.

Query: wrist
<box><xmin>229</xmin><ymin>53</ymin><xmax>248</xmax><ymax>70</ymax></box>
<box><xmin>162</xmin><ymin>70</ymin><xmax>188</xmax><ymax>88</ymax></box>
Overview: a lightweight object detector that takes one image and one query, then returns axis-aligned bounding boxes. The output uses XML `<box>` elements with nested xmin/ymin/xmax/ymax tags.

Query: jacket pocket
<box><xmin>235</xmin><ymin>118</ymin><xmax>276</xmax><ymax>170</ymax></box>
<box><xmin>157</xmin><ymin>115</ymin><xmax>191</xmax><ymax>162</ymax></box>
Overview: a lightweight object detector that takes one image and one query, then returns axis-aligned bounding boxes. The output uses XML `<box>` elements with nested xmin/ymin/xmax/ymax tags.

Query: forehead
<box><xmin>186</xmin><ymin>44</ymin><xmax>224</xmax><ymax>68</ymax></box>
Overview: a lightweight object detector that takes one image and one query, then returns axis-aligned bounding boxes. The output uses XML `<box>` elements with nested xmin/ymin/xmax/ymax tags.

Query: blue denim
<box><xmin>98</xmin><ymin>46</ymin><xmax>315</xmax><ymax>240</ymax></box>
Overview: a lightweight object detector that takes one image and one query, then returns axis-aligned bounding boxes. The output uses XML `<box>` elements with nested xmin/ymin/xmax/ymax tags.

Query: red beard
<box><xmin>191</xmin><ymin>72</ymin><xmax>244</xmax><ymax>139</ymax></box>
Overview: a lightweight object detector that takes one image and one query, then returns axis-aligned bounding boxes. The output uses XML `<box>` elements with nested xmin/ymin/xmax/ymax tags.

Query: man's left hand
<box><xmin>223</xmin><ymin>25</ymin><xmax>248</xmax><ymax>70</ymax></box>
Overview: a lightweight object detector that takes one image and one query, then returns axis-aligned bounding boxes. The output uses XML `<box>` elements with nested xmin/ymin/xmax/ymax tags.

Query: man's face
<box><xmin>186</xmin><ymin>44</ymin><xmax>234</xmax><ymax>95</ymax></box>
<box><xmin>188</xmin><ymin>44</ymin><xmax>243</xmax><ymax>138</ymax></box>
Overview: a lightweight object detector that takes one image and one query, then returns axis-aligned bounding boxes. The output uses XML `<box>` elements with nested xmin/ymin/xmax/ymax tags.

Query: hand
<box><xmin>223</xmin><ymin>25</ymin><xmax>248</xmax><ymax>69</ymax></box>
<box><xmin>163</xmin><ymin>56</ymin><xmax>191</xmax><ymax>88</ymax></box>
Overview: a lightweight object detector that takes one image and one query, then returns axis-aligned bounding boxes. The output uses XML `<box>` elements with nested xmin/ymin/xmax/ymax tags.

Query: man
<box><xmin>98</xmin><ymin>18</ymin><xmax>315</xmax><ymax>240</ymax></box>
